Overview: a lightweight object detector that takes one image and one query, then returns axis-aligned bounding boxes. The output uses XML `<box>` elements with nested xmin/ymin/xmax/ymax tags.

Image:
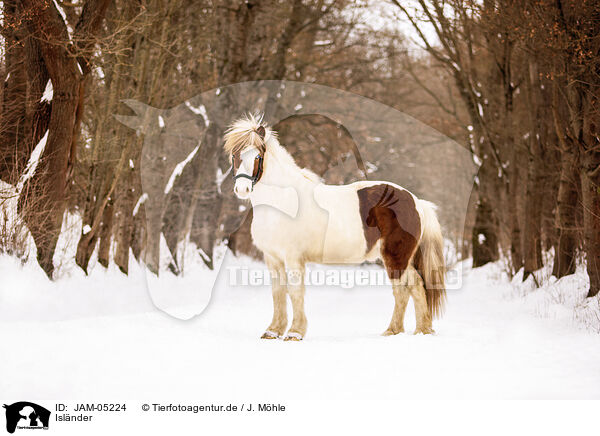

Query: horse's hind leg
<box><xmin>383</xmin><ymin>272</ymin><xmax>410</xmax><ymax>335</ymax></box>
<box><xmin>409</xmin><ymin>267</ymin><xmax>434</xmax><ymax>334</ymax></box>
<box><xmin>261</xmin><ymin>255</ymin><xmax>288</xmax><ymax>339</ymax></box>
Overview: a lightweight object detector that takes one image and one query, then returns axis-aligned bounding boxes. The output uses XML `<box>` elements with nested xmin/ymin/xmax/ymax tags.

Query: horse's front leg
<box><xmin>284</xmin><ymin>261</ymin><xmax>307</xmax><ymax>341</ymax></box>
<box><xmin>261</xmin><ymin>255</ymin><xmax>288</xmax><ymax>339</ymax></box>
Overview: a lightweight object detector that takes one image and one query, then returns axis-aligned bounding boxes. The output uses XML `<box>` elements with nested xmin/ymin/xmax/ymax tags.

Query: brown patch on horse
<box><xmin>232</xmin><ymin>152</ymin><xmax>242</xmax><ymax>170</ymax></box>
<box><xmin>252</xmin><ymin>152</ymin><xmax>264</xmax><ymax>183</ymax></box>
<box><xmin>357</xmin><ymin>184</ymin><xmax>421</xmax><ymax>279</ymax></box>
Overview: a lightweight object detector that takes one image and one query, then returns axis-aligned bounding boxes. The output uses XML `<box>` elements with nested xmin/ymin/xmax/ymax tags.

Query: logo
<box><xmin>3</xmin><ymin>402</ymin><xmax>50</xmax><ymax>434</ymax></box>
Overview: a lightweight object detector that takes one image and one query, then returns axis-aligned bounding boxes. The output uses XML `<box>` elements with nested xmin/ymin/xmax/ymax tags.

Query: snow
<box><xmin>185</xmin><ymin>101</ymin><xmax>209</xmax><ymax>126</ymax></box>
<box><xmin>215</xmin><ymin>165</ymin><xmax>231</xmax><ymax>193</ymax></box>
<box><xmin>1</xmin><ymin>251</ymin><xmax>599</xmax><ymax>404</ymax></box>
<box><xmin>41</xmin><ymin>80</ymin><xmax>53</xmax><ymax>102</ymax></box>
<box><xmin>365</xmin><ymin>161</ymin><xmax>378</xmax><ymax>173</ymax></box>
<box><xmin>132</xmin><ymin>192</ymin><xmax>148</xmax><ymax>216</ymax></box>
<box><xmin>198</xmin><ymin>248</ymin><xmax>211</xmax><ymax>264</ymax></box>
<box><xmin>164</xmin><ymin>144</ymin><xmax>200</xmax><ymax>194</ymax></box>
<box><xmin>18</xmin><ymin>130</ymin><xmax>49</xmax><ymax>190</ymax></box>
<box><xmin>502</xmin><ymin>259</ymin><xmax>599</xmax><ymax>333</ymax></box>
<box><xmin>95</xmin><ymin>66</ymin><xmax>105</xmax><ymax>79</ymax></box>
<box><xmin>50</xmin><ymin>0</ymin><xmax>74</xmax><ymax>41</ymax></box>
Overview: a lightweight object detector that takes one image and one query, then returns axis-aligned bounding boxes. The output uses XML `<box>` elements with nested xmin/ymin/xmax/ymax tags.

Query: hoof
<box><xmin>382</xmin><ymin>328</ymin><xmax>404</xmax><ymax>336</ymax></box>
<box><xmin>414</xmin><ymin>327</ymin><xmax>435</xmax><ymax>335</ymax></box>
<box><xmin>283</xmin><ymin>332</ymin><xmax>303</xmax><ymax>341</ymax></box>
<box><xmin>261</xmin><ymin>330</ymin><xmax>280</xmax><ymax>339</ymax></box>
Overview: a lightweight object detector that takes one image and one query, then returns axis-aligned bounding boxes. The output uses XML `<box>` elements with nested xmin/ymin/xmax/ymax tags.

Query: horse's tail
<box><xmin>414</xmin><ymin>200</ymin><xmax>446</xmax><ymax>319</ymax></box>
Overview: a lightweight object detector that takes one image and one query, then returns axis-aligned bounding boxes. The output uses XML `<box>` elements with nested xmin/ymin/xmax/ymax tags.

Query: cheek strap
<box><xmin>232</xmin><ymin>154</ymin><xmax>263</xmax><ymax>187</ymax></box>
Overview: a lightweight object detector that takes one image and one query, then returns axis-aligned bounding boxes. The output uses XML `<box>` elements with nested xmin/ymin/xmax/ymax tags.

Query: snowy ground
<box><xmin>1</xmin><ymin>251</ymin><xmax>599</xmax><ymax>403</ymax></box>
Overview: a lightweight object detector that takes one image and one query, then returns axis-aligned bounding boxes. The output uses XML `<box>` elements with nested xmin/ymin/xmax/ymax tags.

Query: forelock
<box><xmin>223</xmin><ymin>114</ymin><xmax>267</xmax><ymax>156</ymax></box>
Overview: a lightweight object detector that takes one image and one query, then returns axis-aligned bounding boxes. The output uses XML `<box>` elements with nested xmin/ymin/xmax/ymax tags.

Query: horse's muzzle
<box><xmin>234</xmin><ymin>180</ymin><xmax>252</xmax><ymax>199</ymax></box>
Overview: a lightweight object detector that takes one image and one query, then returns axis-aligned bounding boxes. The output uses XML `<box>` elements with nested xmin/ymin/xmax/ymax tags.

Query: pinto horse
<box><xmin>224</xmin><ymin>114</ymin><xmax>446</xmax><ymax>341</ymax></box>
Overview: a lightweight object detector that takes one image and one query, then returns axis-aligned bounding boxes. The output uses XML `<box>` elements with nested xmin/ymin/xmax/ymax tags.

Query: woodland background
<box><xmin>0</xmin><ymin>0</ymin><xmax>598</xmax><ymax>299</ymax></box>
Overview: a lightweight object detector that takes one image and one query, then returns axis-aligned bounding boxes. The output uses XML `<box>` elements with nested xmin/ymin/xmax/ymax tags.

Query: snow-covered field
<box><xmin>1</xmin><ymin>251</ymin><xmax>599</xmax><ymax>403</ymax></box>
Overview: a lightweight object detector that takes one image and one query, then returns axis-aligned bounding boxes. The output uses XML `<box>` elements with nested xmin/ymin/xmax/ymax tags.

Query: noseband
<box><xmin>232</xmin><ymin>153</ymin><xmax>264</xmax><ymax>187</ymax></box>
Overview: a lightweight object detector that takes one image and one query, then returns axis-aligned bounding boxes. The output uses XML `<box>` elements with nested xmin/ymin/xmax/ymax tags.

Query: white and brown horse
<box><xmin>224</xmin><ymin>114</ymin><xmax>446</xmax><ymax>341</ymax></box>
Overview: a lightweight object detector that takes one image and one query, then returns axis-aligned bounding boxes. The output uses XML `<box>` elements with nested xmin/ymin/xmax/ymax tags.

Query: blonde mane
<box><xmin>224</xmin><ymin>113</ymin><xmax>321</xmax><ymax>183</ymax></box>
<box><xmin>223</xmin><ymin>113</ymin><xmax>271</xmax><ymax>156</ymax></box>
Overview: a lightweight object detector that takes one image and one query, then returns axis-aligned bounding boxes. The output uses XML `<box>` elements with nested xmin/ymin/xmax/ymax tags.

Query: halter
<box><xmin>232</xmin><ymin>153</ymin><xmax>264</xmax><ymax>187</ymax></box>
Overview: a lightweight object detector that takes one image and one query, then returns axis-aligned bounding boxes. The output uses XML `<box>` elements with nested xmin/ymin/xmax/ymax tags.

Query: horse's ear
<box><xmin>256</xmin><ymin>125</ymin><xmax>265</xmax><ymax>140</ymax></box>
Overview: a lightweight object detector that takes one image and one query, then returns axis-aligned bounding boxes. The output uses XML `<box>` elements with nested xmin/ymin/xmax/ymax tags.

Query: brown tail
<box><xmin>414</xmin><ymin>200</ymin><xmax>446</xmax><ymax>319</ymax></box>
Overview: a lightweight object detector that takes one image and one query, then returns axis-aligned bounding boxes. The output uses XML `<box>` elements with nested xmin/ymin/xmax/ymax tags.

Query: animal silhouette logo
<box><xmin>115</xmin><ymin>80</ymin><xmax>476</xmax><ymax>319</ymax></box>
<box><xmin>3</xmin><ymin>402</ymin><xmax>50</xmax><ymax>433</ymax></box>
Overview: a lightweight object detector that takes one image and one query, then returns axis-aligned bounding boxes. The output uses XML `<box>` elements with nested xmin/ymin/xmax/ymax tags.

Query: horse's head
<box><xmin>224</xmin><ymin>114</ymin><xmax>269</xmax><ymax>199</ymax></box>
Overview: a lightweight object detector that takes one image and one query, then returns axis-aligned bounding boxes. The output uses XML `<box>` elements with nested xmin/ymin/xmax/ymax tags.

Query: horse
<box><xmin>224</xmin><ymin>114</ymin><xmax>446</xmax><ymax>341</ymax></box>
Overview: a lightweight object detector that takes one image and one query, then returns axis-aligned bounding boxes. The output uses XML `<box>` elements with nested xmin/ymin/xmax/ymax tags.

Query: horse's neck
<box><xmin>261</xmin><ymin>145</ymin><xmax>315</xmax><ymax>189</ymax></box>
<box><xmin>249</xmin><ymin>145</ymin><xmax>316</xmax><ymax>214</ymax></box>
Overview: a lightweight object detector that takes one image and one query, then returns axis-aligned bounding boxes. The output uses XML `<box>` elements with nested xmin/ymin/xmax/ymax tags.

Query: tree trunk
<box><xmin>0</xmin><ymin>0</ymin><xmax>28</xmax><ymax>183</ymax></box>
<box><xmin>581</xmin><ymin>152</ymin><xmax>600</xmax><ymax>297</ymax></box>
<box><xmin>131</xmin><ymin>204</ymin><xmax>146</xmax><ymax>262</ymax></box>
<box><xmin>20</xmin><ymin>75</ymin><xmax>80</xmax><ymax>277</ymax></box>
<box><xmin>186</xmin><ymin>122</ymin><xmax>223</xmax><ymax>269</ymax></box>
<box><xmin>472</xmin><ymin>196</ymin><xmax>499</xmax><ymax>267</ymax></box>
<box><xmin>522</xmin><ymin>58</ymin><xmax>545</xmax><ymax>282</ymax></box>
<box><xmin>500</xmin><ymin>36</ymin><xmax>523</xmax><ymax>275</ymax></box>
<box><xmin>18</xmin><ymin>0</ymin><xmax>109</xmax><ymax>278</ymax></box>
<box><xmin>508</xmin><ymin>149</ymin><xmax>523</xmax><ymax>274</ymax></box>
<box><xmin>542</xmin><ymin>154</ymin><xmax>560</xmax><ymax>252</ymax></box>
<box><xmin>97</xmin><ymin>200</ymin><xmax>114</xmax><ymax>268</ymax></box>
<box><xmin>75</xmin><ymin>229</ymin><xmax>98</xmax><ymax>273</ymax></box>
<box><xmin>563</xmin><ymin>66</ymin><xmax>600</xmax><ymax>297</ymax></box>
<box><xmin>552</xmin><ymin>146</ymin><xmax>579</xmax><ymax>278</ymax></box>
<box><xmin>472</xmin><ymin>155</ymin><xmax>499</xmax><ymax>267</ymax></box>
<box><xmin>114</xmin><ymin>166</ymin><xmax>138</xmax><ymax>275</ymax></box>
<box><xmin>522</xmin><ymin>154</ymin><xmax>544</xmax><ymax>280</ymax></box>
